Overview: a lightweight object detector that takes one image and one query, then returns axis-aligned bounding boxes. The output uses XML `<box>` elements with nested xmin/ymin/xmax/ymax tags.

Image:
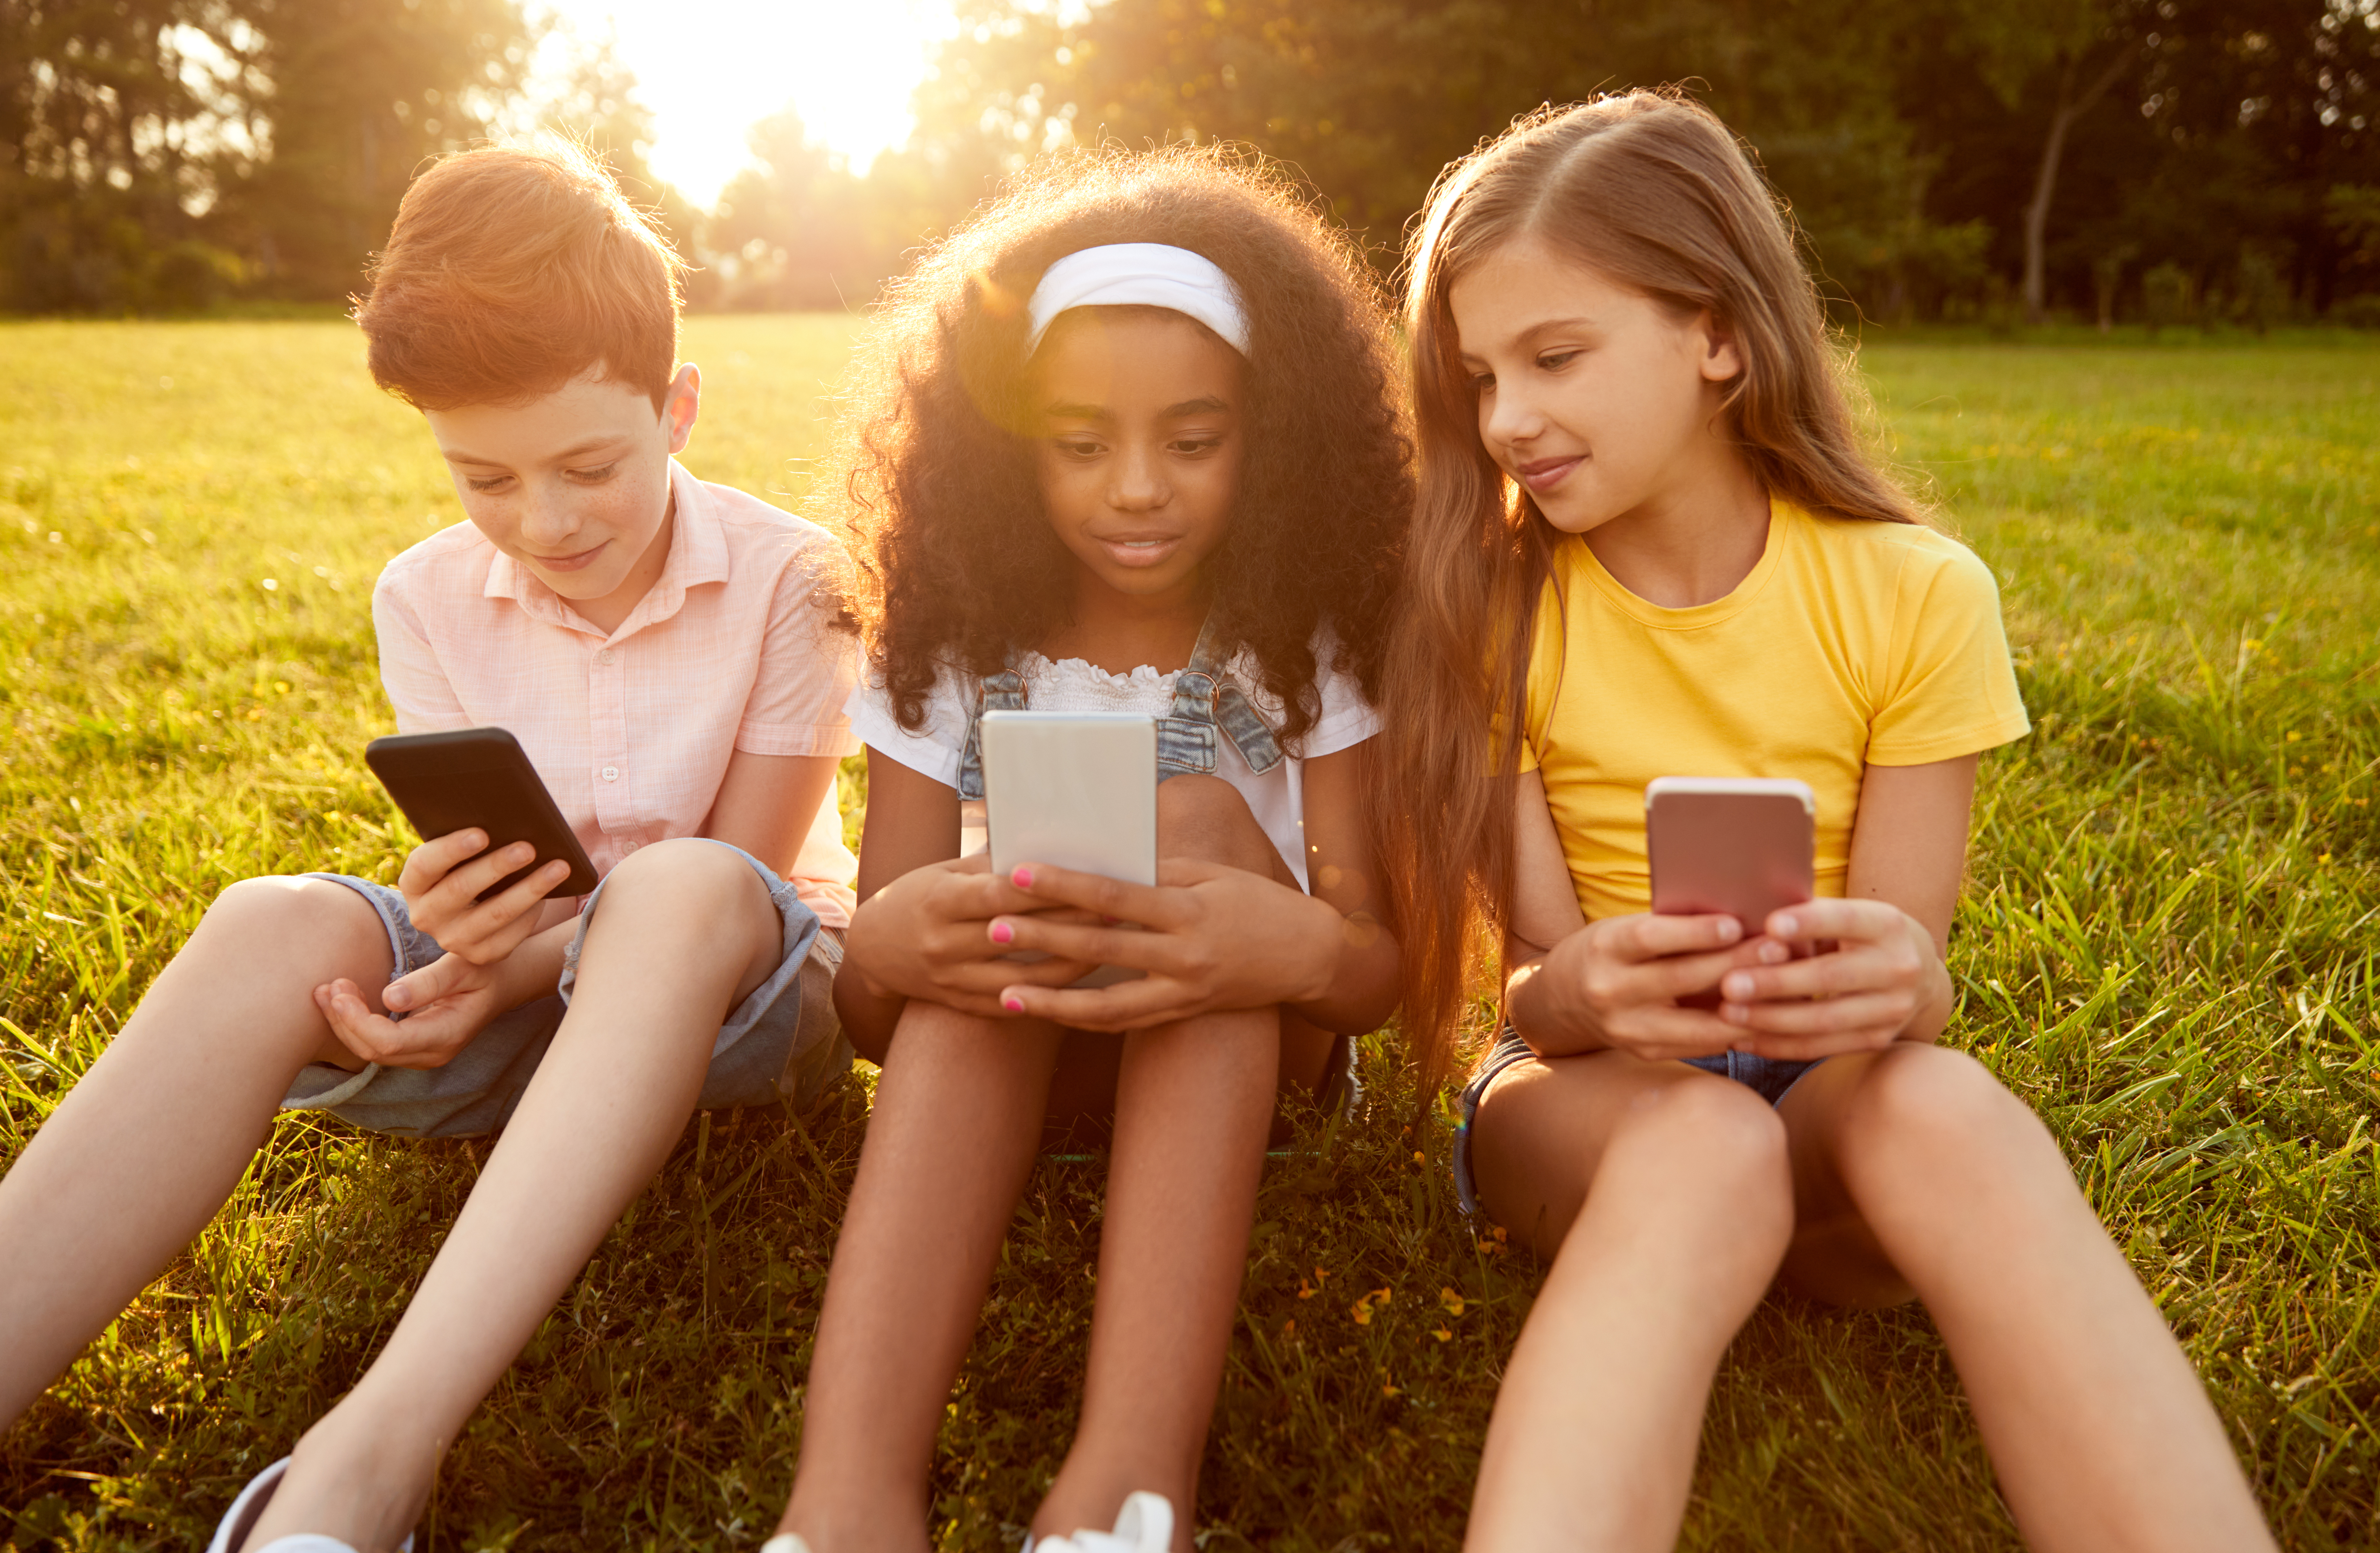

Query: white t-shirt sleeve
<box><xmin>1298</xmin><ymin>661</ymin><xmax>1380</xmax><ymax>760</ymax></box>
<box><xmin>844</xmin><ymin>669</ymin><xmax>970</xmax><ymax>789</ymax></box>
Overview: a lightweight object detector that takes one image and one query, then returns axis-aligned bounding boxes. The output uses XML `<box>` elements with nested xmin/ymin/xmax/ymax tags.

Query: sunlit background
<box><xmin>533</xmin><ymin>0</ymin><xmax>959</xmax><ymax>203</ymax></box>
<box><xmin>5</xmin><ymin>0</ymin><xmax>2372</xmax><ymax>324</ymax></box>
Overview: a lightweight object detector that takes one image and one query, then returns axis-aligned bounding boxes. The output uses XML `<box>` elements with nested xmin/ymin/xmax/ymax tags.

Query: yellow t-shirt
<box><xmin>1519</xmin><ymin>499</ymin><xmax>2030</xmax><ymax>921</ymax></box>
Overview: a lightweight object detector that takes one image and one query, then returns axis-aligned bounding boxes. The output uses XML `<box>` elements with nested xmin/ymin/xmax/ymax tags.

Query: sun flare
<box><xmin>535</xmin><ymin>0</ymin><xmax>959</xmax><ymax>206</ymax></box>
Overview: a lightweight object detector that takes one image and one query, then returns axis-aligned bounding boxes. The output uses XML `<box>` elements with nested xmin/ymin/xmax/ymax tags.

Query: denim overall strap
<box><xmin>1160</xmin><ymin>620</ymin><xmax>1286</xmax><ymax>779</ymax></box>
<box><xmin>955</xmin><ymin>668</ymin><xmax>1029</xmax><ymax>801</ymax></box>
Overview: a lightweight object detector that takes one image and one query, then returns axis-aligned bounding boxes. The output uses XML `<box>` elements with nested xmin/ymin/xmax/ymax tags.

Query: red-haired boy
<box><xmin>0</xmin><ymin>144</ymin><xmax>858</xmax><ymax>1551</ymax></box>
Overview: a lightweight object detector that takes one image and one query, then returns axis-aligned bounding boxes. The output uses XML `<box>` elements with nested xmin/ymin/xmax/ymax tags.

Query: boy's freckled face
<box><xmin>1028</xmin><ymin>310</ymin><xmax>1244</xmax><ymax>601</ymax></box>
<box><xmin>1449</xmin><ymin>238</ymin><xmax>1740</xmax><ymax>536</ymax></box>
<box><xmin>424</xmin><ymin>366</ymin><xmax>698</xmax><ymax>628</ymax></box>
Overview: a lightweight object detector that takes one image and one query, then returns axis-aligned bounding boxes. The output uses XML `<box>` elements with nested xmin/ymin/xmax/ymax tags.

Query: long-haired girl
<box><xmin>1380</xmin><ymin>92</ymin><xmax>2272</xmax><ymax>1550</ymax></box>
<box><xmin>766</xmin><ymin>148</ymin><xmax>1408</xmax><ymax>1553</ymax></box>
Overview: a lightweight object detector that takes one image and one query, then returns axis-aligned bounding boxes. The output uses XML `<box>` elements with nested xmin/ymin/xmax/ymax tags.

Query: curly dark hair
<box><xmin>825</xmin><ymin>143</ymin><xmax>1412</xmax><ymax>747</ymax></box>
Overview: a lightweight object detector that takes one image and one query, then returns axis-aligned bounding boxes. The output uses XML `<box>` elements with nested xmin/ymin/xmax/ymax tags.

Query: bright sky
<box><xmin>534</xmin><ymin>0</ymin><xmax>960</xmax><ymax>207</ymax></box>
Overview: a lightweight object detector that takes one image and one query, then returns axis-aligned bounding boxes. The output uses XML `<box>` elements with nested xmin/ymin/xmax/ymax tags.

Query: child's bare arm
<box><xmin>1284</xmin><ymin>743</ymin><xmax>1401</xmax><ymax>1032</ymax></box>
<box><xmin>703</xmin><ymin>749</ymin><xmax>842</xmax><ymax>877</ymax></box>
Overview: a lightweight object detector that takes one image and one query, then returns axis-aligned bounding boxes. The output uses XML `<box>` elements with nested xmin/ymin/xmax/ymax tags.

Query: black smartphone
<box><xmin>363</xmin><ymin>727</ymin><xmax>601</xmax><ymax>900</ymax></box>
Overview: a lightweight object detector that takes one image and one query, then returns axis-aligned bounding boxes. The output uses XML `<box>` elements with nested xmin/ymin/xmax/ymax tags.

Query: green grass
<box><xmin>2</xmin><ymin>321</ymin><xmax>2375</xmax><ymax>1550</ymax></box>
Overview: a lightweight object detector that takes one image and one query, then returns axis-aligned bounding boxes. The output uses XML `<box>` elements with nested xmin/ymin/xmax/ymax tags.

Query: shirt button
<box><xmin>600</xmin><ymin>766</ymin><xmax>619</xmax><ymax>781</ymax></box>
<box><xmin>596</xmin><ymin>648</ymin><xmax>614</xmax><ymax>665</ymax></box>
<box><xmin>622</xmin><ymin>840</ymin><xmax>640</xmax><ymax>852</ymax></box>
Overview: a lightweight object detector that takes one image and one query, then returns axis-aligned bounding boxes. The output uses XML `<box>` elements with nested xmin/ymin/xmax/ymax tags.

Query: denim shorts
<box><xmin>1450</xmin><ymin>1026</ymin><xmax>1819</xmax><ymax>1222</ymax></box>
<box><xmin>279</xmin><ymin>840</ymin><xmax>849</xmax><ymax>1139</ymax></box>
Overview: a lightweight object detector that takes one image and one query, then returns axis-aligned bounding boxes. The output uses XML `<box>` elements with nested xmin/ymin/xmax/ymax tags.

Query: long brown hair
<box><xmin>1379</xmin><ymin>89</ymin><xmax>1924</xmax><ymax>1089</ymax></box>
<box><xmin>826</xmin><ymin>144</ymin><xmax>1411</xmax><ymax>743</ymax></box>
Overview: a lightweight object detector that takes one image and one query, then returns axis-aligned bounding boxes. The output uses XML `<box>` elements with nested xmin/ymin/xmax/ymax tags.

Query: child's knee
<box><xmin>1616</xmin><ymin>1075</ymin><xmax>1792</xmax><ymax>1213</ymax></box>
<box><xmin>202</xmin><ymin>875</ymin><xmax>385</xmax><ymax>962</ymax></box>
<box><xmin>598</xmin><ymin>838</ymin><xmax>768</xmax><ymax>914</ymax></box>
<box><xmin>1834</xmin><ymin>1044</ymin><xmax>2048</xmax><ymax>1189</ymax></box>
<box><xmin>1155</xmin><ymin>774</ymin><xmax>1274</xmax><ymax>873</ymax></box>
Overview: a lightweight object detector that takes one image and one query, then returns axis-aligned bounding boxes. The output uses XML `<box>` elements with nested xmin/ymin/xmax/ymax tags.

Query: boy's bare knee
<box><xmin>204</xmin><ymin>875</ymin><xmax>386</xmax><ymax>961</ymax></box>
<box><xmin>1156</xmin><ymin>774</ymin><xmax>1274</xmax><ymax>873</ymax></box>
<box><xmin>598</xmin><ymin>837</ymin><xmax>763</xmax><ymax>907</ymax></box>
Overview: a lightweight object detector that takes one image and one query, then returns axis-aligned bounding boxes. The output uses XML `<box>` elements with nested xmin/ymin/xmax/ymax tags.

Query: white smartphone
<box><xmin>1646</xmin><ymin>776</ymin><xmax>1816</xmax><ymax>1006</ymax></box>
<box><xmin>980</xmin><ymin>711</ymin><xmax>1157</xmax><ymax>988</ymax></box>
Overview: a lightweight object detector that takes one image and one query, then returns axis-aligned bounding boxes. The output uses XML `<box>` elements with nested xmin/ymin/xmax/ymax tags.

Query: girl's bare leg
<box><xmin>241</xmin><ymin>839</ymin><xmax>786</xmax><ymax>1553</ymax></box>
<box><xmin>0</xmin><ymin>876</ymin><xmax>391</xmax><ymax>1426</ymax></box>
<box><xmin>1029</xmin><ymin>1006</ymin><xmax>1277</xmax><ymax>1547</ymax></box>
<box><xmin>783</xmin><ymin>776</ymin><xmax>1306</xmax><ymax>1553</ymax></box>
<box><xmin>1461</xmin><ymin>1056</ymin><xmax>1795</xmax><ymax>1553</ymax></box>
<box><xmin>1029</xmin><ymin>774</ymin><xmax>1310</xmax><ymax>1549</ymax></box>
<box><xmin>1776</xmin><ymin>1044</ymin><xmax>2274</xmax><ymax>1553</ymax></box>
<box><xmin>779</xmin><ymin>998</ymin><xmax>1066</xmax><ymax>1553</ymax></box>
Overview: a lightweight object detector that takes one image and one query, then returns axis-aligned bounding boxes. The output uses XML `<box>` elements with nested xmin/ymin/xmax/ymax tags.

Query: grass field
<box><xmin>2</xmin><ymin>317</ymin><xmax>2376</xmax><ymax>1551</ymax></box>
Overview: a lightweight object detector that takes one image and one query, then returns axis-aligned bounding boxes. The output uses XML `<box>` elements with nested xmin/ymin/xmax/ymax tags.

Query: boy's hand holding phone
<box><xmin>312</xmin><ymin>948</ymin><xmax>537</xmax><ymax>1070</ymax></box>
<box><xmin>306</xmin><ymin>826</ymin><xmax>575</xmax><ymax>1071</ymax></box>
<box><xmin>985</xmin><ymin>859</ymin><xmax>1345</xmax><ymax>1032</ymax></box>
<box><xmin>399</xmin><ymin>826</ymin><xmax>573</xmax><ymax>965</ymax></box>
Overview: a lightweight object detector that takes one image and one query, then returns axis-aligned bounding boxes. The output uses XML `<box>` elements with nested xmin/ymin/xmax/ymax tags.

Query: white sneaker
<box><xmin>1032</xmin><ymin>1490</ymin><xmax>1175</xmax><ymax>1553</ymax></box>
<box><xmin>759</xmin><ymin>1538</ymin><xmax>817</xmax><ymax>1553</ymax></box>
<box><xmin>206</xmin><ymin>1457</ymin><xmax>416</xmax><ymax>1553</ymax></box>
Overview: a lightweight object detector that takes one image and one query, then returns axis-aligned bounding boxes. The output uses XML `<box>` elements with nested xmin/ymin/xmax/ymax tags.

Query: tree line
<box><xmin>8</xmin><ymin>0</ymin><xmax>2379</xmax><ymax>325</ymax></box>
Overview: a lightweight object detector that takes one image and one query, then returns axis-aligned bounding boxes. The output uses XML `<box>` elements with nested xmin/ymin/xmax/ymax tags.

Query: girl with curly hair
<box><xmin>764</xmin><ymin>147</ymin><xmax>1409</xmax><ymax>1553</ymax></box>
<box><xmin>1381</xmin><ymin>92</ymin><xmax>2271</xmax><ymax>1549</ymax></box>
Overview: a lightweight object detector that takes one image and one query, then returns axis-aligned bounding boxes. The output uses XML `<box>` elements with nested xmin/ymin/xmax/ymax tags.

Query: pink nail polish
<box><xmin>1002</xmin><ymin>995</ymin><xmax>1024</xmax><ymax>1013</ymax></box>
<box><xmin>1011</xmin><ymin>866</ymin><xmax>1033</xmax><ymax>888</ymax></box>
<box><xmin>990</xmin><ymin>921</ymin><xmax>1014</xmax><ymax>944</ymax></box>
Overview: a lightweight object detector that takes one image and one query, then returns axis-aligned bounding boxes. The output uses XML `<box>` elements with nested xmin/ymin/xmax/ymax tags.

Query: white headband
<box><xmin>1024</xmin><ymin>243</ymin><xmax>1252</xmax><ymax>357</ymax></box>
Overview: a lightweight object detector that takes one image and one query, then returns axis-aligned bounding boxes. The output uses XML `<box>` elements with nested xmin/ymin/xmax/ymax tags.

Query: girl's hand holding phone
<box><xmin>986</xmin><ymin>859</ymin><xmax>1345</xmax><ymax>1032</ymax></box>
<box><xmin>1523</xmin><ymin>911</ymin><xmax>1775</xmax><ymax>1062</ymax></box>
<box><xmin>846</xmin><ymin>852</ymin><xmax>1103</xmax><ymax>1017</ymax></box>
<box><xmin>1712</xmin><ymin>898</ymin><xmax>1947</xmax><ymax>1060</ymax></box>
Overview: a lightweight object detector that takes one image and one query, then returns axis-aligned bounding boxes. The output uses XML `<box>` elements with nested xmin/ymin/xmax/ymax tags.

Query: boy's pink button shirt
<box><xmin>372</xmin><ymin>460</ymin><xmax>860</xmax><ymax>928</ymax></box>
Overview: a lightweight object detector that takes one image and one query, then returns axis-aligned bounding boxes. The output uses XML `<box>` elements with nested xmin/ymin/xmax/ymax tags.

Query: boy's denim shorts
<box><xmin>279</xmin><ymin>840</ymin><xmax>849</xmax><ymax>1139</ymax></box>
<box><xmin>1450</xmin><ymin>1026</ymin><xmax>1820</xmax><ymax>1222</ymax></box>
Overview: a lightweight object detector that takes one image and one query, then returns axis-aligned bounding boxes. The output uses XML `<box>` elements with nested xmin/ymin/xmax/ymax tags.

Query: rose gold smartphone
<box><xmin>1645</xmin><ymin>776</ymin><xmax>1816</xmax><ymax>1006</ymax></box>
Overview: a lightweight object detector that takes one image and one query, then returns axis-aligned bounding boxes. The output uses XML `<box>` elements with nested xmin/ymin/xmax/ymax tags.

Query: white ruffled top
<box><xmin>844</xmin><ymin>641</ymin><xmax>1379</xmax><ymax>888</ymax></box>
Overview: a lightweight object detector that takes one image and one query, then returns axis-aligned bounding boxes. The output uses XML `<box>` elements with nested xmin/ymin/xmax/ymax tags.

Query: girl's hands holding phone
<box><xmin>983</xmin><ymin>859</ymin><xmax>1347</xmax><ymax>1032</ymax></box>
<box><xmin>1713</xmin><ymin>898</ymin><xmax>1947</xmax><ymax>1059</ymax></box>
<box><xmin>399</xmin><ymin>827</ymin><xmax>573</xmax><ymax>965</ymax></box>
<box><xmin>845</xmin><ymin>852</ymin><xmax>1106</xmax><ymax>1017</ymax></box>
<box><xmin>1518</xmin><ymin>911</ymin><xmax>1775</xmax><ymax>1062</ymax></box>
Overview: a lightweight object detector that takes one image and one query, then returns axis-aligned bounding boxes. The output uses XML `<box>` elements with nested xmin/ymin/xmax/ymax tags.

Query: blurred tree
<box><xmin>0</xmin><ymin>0</ymin><xmax>256</xmax><ymax>308</ymax></box>
<box><xmin>0</xmin><ymin>0</ymin><xmax>531</xmax><ymax>308</ymax></box>
<box><xmin>518</xmin><ymin>23</ymin><xmax>709</xmax><ymax>302</ymax></box>
<box><xmin>1957</xmin><ymin>0</ymin><xmax>2149</xmax><ymax>321</ymax></box>
<box><xmin>901</xmin><ymin>0</ymin><xmax>2002</xmax><ymax>317</ymax></box>
<box><xmin>213</xmin><ymin>0</ymin><xmax>531</xmax><ymax>298</ymax></box>
<box><xmin>708</xmin><ymin>109</ymin><xmax>878</xmax><ymax>309</ymax></box>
